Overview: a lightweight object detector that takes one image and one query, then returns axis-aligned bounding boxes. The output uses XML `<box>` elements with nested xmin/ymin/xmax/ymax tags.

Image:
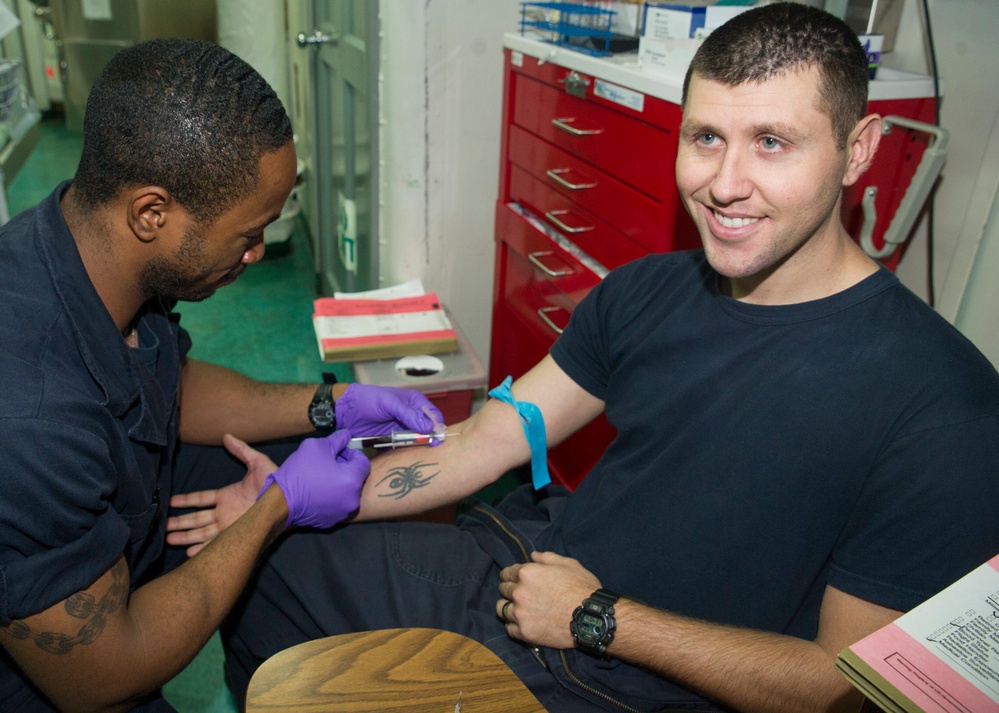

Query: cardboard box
<box><xmin>858</xmin><ymin>33</ymin><xmax>884</xmax><ymax>79</ymax></box>
<box><xmin>643</xmin><ymin>3</ymin><xmax>703</xmax><ymax>39</ymax></box>
<box><xmin>643</xmin><ymin>2</ymin><xmax>752</xmax><ymax>40</ymax></box>
<box><xmin>638</xmin><ymin>36</ymin><xmax>701</xmax><ymax>79</ymax></box>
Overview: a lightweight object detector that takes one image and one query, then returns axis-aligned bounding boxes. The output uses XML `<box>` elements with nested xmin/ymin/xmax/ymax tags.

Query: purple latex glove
<box><xmin>258</xmin><ymin>430</ymin><xmax>370</xmax><ymax>529</ymax></box>
<box><xmin>335</xmin><ymin>383</ymin><xmax>445</xmax><ymax>440</ymax></box>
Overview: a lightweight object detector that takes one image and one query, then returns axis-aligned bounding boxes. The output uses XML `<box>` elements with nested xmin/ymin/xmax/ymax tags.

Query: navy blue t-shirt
<box><xmin>550</xmin><ymin>250</ymin><xmax>999</xmax><ymax>639</ymax></box>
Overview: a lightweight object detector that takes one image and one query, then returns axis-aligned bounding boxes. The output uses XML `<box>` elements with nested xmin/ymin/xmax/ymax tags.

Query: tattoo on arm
<box><xmin>376</xmin><ymin>461</ymin><xmax>439</xmax><ymax>499</ymax></box>
<box><xmin>2</xmin><ymin>559</ymin><xmax>128</xmax><ymax>654</ymax></box>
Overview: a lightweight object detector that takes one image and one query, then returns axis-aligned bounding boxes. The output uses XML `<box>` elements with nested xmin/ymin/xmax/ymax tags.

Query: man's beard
<box><xmin>137</xmin><ymin>229</ymin><xmax>242</xmax><ymax>302</ymax></box>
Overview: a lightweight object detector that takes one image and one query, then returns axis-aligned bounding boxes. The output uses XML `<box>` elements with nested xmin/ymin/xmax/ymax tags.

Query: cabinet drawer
<box><xmin>509</xmin><ymin>165</ymin><xmax>647</xmax><ymax>271</ymax></box>
<box><xmin>495</xmin><ymin>200</ymin><xmax>602</xmax><ymax>305</ymax></box>
<box><xmin>509</xmin><ymin>52</ymin><xmax>682</xmax><ymax>130</ymax></box>
<box><xmin>512</xmin><ymin>73</ymin><xmax>676</xmax><ymax>200</ymax></box>
<box><xmin>503</xmin><ymin>245</ymin><xmax>578</xmax><ymax>346</ymax></box>
<box><xmin>509</xmin><ymin>124</ymin><xmax>679</xmax><ymax>254</ymax></box>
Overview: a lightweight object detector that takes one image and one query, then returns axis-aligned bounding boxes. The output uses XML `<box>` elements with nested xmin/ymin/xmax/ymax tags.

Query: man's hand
<box><xmin>335</xmin><ymin>383</ymin><xmax>445</xmax><ymax>438</ymax></box>
<box><xmin>262</xmin><ymin>430</ymin><xmax>370</xmax><ymax>529</ymax></box>
<box><xmin>496</xmin><ymin>551</ymin><xmax>602</xmax><ymax>648</ymax></box>
<box><xmin>166</xmin><ymin>434</ymin><xmax>277</xmax><ymax>556</ymax></box>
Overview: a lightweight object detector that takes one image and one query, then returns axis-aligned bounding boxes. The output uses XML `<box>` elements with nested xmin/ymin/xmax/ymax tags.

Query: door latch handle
<box><xmin>297</xmin><ymin>30</ymin><xmax>339</xmax><ymax>48</ymax></box>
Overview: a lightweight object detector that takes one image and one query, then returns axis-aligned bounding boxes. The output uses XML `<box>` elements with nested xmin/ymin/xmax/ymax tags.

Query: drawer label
<box><xmin>511</xmin><ymin>51</ymin><xmax>524</xmax><ymax>67</ymax></box>
<box><xmin>594</xmin><ymin>79</ymin><xmax>644</xmax><ymax>113</ymax></box>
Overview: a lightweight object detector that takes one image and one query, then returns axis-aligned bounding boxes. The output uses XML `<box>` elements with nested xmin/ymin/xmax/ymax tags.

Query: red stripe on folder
<box><xmin>313</xmin><ymin>293</ymin><xmax>444</xmax><ymax>317</ymax></box>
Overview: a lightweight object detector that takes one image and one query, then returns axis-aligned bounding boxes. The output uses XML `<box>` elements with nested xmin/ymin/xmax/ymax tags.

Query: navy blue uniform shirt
<box><xmin>0</xmin><ymin>182</ymin><xmax>190</xmax><ymax>706</ymax></box>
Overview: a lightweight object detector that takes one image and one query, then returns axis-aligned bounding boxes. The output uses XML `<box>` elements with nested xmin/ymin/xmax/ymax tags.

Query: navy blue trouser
<box><xmin>220</xmin><ymin>513</ymin><xmax>610</xmax><ymax>712</ymax></box>
<box><xmin>168</xmin><ymin>452</ymin><xmax>722</xmax><ymax>713</ymax></box>
<box><xmin>220</xmin><ymin>484</ymin><xmax>724</xmax><ymax>713</ymax></box>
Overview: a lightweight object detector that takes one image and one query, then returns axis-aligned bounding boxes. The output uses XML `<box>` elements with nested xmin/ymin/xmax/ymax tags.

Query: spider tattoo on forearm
<box><xmin>376</xmin><ymin>461</ymin><xmax>439</xmax><ymax>499</ymax></box>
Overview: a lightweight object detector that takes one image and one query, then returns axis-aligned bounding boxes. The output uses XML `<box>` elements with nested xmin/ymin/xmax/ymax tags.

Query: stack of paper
<box><xmin>836</xmin><ymin>553</ymin><xmax>999</xmax><ymax>713</ymax></box>
<box><xmin>313</xmin><ymin>281</ymin><xmax>458</xmax><ymax>363</ymax></box>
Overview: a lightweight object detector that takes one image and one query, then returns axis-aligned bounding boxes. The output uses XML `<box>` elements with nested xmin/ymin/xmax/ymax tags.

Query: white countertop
<box><xmin>504</xmin><ymin>33</ymin><xmax>938</xmax><ymax>104</ymax></box>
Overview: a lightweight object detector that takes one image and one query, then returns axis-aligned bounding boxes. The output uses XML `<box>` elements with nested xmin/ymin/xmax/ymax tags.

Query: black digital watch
<box><xmin>307</xmin><ymin>372</ymin><xmax>338</xmax><ymax>435</ymax></box>
<box><xmin>570</xmin><ymin>588</ymin><xmax>619</xmax><ymax>658</ymax></box>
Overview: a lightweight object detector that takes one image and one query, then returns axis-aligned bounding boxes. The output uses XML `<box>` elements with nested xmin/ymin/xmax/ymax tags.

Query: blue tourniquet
<box><xmin>488</xmin><ymin>376</ymin><xmax>551</xmax><ymax>489</ymax></box>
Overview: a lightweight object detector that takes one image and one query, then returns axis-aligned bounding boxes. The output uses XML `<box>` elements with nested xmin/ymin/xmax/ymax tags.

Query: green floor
<box><xmin>5</xmin><ymin>114</ymin><xmax>338</xmax><ymax>712</ymax></box>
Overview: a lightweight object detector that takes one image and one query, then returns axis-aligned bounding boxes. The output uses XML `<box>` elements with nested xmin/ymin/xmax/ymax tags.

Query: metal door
<box><xmin>297</xmin><ymin>0</ymin><xmax>379</xmax><ymax>295</ymax></box>
<box><xmin>48</xmin><ymin>0</ymin><xmax>216</xmax><ymax>132</ymax></box>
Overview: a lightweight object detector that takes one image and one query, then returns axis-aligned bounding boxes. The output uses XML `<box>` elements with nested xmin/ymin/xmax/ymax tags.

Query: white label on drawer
<box><xmin>594</xmin><ymin>79</ymin><xmax>644</xmax><ymax>113</ymax></box>
<box><xmin>511</xmin><ymin>51</ymin><xmax>524</xmax><ymax>67</ymax></box>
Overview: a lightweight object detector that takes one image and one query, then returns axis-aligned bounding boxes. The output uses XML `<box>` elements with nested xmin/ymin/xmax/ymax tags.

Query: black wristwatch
<box><xmin>570</xmin><ymin>588</ymin><xmax>619</xmax><ymax>658</ymax></box>
<box><xmin>308</xmin><ymin>372</ymin><xmax>338</xmax><ymax>434</ymax></box>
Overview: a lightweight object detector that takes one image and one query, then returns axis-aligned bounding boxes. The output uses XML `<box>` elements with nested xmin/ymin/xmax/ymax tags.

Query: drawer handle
<box><xmin>537</xmin><ymin>306</ymin><xmax>566</xmax><ymax>335</ymax></box>
<box><xmin>545</xmin><ymin>209</ymin><xmax>594</xmax><ymax>234</ymax></box>
<box><xmin>551</xmin><ymin>117</ymin><xmax>604</xmax><ymax>136</ymax></box>
<box><xmin>546</xmin><ymin>168</ymin><xmax>596</xmax><ymax>191</ymax></box>
<box><xmin>528</xmin><ymin>251</ymin><xmax>574</xmax><ymax>277</ymax></box>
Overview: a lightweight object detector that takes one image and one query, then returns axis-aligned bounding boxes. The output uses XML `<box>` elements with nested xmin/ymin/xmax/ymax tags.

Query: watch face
<box><xmin>310</xmin><ymin>403</ymin><xmax>335</xmax><ymax>427</ymax></box>
<box><xmin>572</xmin><ymin>592</ymin><xmax>617</xmax><ymax>656</ymax></box>
<box><xmin>577</xmin><ymin>613</ymin><xmax>605</xmax><ymax>638</ymax></box>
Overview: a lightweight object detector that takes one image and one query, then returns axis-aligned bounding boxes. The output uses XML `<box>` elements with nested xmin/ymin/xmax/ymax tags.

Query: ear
<box><xmin>842</xmin><ymin>113</ymin><xmax>882</xmax><ymax>187</ymax></box>
<box><xmin>126</xmin><ymin>187</ymin><xmax>174</xmax><ymax>243</ymax></box>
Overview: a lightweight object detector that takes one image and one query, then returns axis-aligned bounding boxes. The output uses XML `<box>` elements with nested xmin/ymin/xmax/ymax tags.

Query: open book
<box><xmin>836</xmin><ymin>554</ymin><xmax>999</xmax><ymax>713</ymax></box>
<box><xmin>312</xmin><ymin>290</ymin><xmax>457</xmax><ymax>363</ymax></box>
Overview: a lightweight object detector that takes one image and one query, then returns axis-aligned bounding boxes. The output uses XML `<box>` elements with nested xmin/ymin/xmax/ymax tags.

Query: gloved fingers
<box><xmin>289</xmin><ymin>435</ymin><xmax>324</xmax><ymax>462</ymax></box>
<box><xmin>336</xmin><ymin>383</ymin><xmax>447</xmax><ymax>437</ymax></box>
<box><xmin>412</xmin><ymin>396</ymin><xmax>445</xmax><ymax>434</ymax></box>
<box><xmin>339</xmin><ymin>445</ymin><xmax>370</xmax><ymax>467</ymax></box>
<box><xmin>379</xmin><ymin>391</ymin><xmax>444</xmax><ymax>434</ymax></box>
<box><xmin>416</xmin><ymin>400</ymin><xmax>447</xmax><ymax>446</ymax></box>
<box><xmin>392</xmin><ymin>405</ymin><xmax>439</xmax><ymax>434</ymax></box>
<box><xmin>366</xmin><ymin>385</ymin><xmax>416</xmax><ymax>421</ymax></box>
<box><xmin>325</xmin><ymin>429</ymin><xmax>353</xmax><ymax>455</ymax></box>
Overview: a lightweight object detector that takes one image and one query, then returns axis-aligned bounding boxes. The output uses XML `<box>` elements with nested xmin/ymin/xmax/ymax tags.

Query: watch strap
<box><xmin>588</xmin><ymin>588</ymin><xmax>619</xmax><ymax>609</ymax></box>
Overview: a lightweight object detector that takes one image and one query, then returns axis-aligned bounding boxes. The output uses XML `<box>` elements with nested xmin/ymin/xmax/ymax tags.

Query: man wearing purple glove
<box><xmin>0</xmin><ymin>38</ymin><xmax>441</xmax><ymax>713</ymax></box>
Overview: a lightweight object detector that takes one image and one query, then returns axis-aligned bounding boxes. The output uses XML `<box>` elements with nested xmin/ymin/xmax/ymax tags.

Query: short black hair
<box><xmin>682</xmin><ymin>2</ymin><xmax>869</xmax><ymax>149</ymax></box>
<box><xmin>73</xmin><ymin>37</ymin><xmax>293</xmax><ymax>224</ymax></box>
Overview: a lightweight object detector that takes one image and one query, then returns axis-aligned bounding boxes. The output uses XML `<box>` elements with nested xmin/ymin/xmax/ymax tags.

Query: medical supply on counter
<box><xmin>519</xmin><ymin>2</ymin><xmax>616</xmax><ymax>56</ymax></box>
